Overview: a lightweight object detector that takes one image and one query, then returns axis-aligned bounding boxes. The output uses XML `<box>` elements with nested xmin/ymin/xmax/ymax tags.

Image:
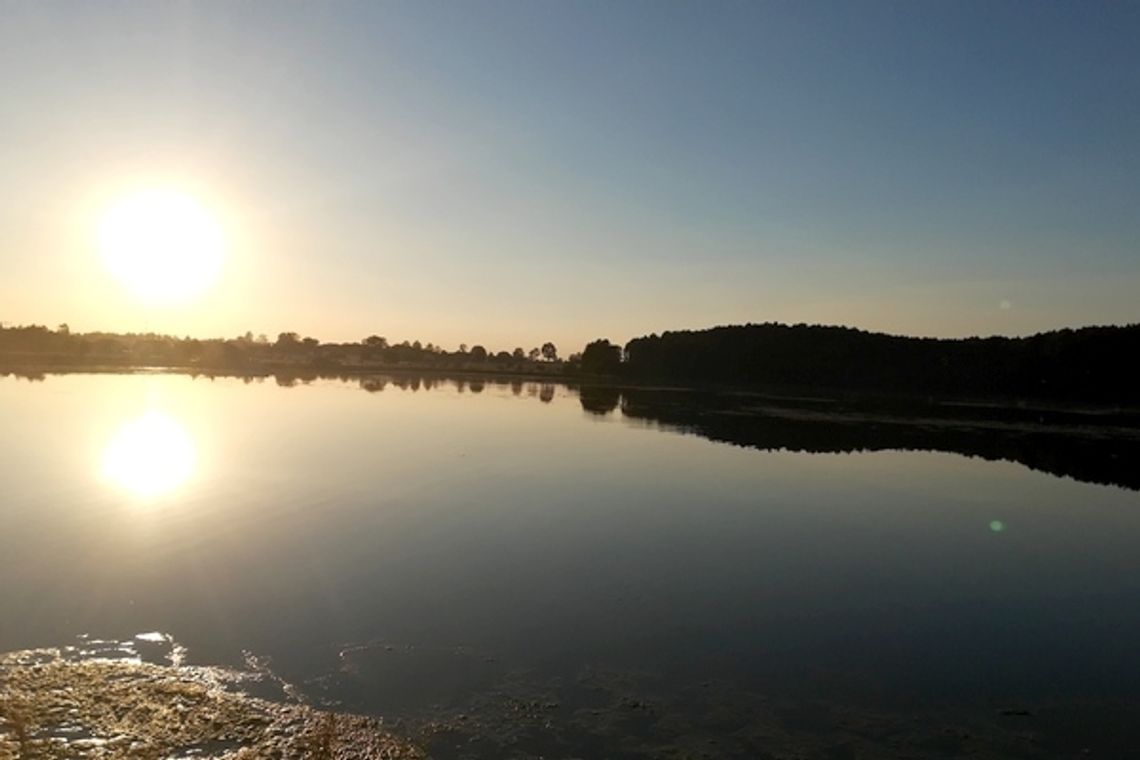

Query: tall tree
<box><xmin>581</xmin><ymin>339</ymin><xmax>622</xmax><ymax>374</ymax></box>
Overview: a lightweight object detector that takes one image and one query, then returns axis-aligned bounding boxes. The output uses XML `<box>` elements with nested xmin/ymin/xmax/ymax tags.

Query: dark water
<box><xmin>3</xmin><ymin>372</ymin><xmax>1139</xmax><ymax>757</ymax></box>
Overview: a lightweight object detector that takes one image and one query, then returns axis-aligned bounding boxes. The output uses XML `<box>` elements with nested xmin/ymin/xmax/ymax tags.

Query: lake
<box><xmin>2</xmin><ymin>372</ymin><xmax>1139</xmax><ymax>757</ymax></box>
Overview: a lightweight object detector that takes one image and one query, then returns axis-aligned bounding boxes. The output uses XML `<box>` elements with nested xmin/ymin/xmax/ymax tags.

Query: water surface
<box><xmin>2</xmin><ymin>373</ymin><xmax>1139</xmax><ymax>757</ymax></box>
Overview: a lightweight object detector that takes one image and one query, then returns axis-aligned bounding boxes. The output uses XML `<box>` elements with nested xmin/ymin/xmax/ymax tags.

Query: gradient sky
<box><xmin>2</xmin><ymin>1</ymin><xmax>1138</xmax><ymax>352</ymax></box>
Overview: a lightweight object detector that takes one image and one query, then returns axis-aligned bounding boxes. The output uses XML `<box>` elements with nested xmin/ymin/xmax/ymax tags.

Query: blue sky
<box><xmin>1</xmin><ymin>1</ymin><xmax>1137</xmax><ymax>351</ymax></box>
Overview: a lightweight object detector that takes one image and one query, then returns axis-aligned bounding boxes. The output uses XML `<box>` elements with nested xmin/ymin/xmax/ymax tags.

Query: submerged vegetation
<box><xmin>4</xmin><ymin>642</ymin><xmax>1133</xmax><ymax>760</ymax></box>
<box><xmin>0</xmin><ymin>648</ymin><xmax>421</xmax><ymax>759</ymax></box>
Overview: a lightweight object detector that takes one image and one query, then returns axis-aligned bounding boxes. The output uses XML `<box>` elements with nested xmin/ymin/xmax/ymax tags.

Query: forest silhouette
<box><xmin>2</xmin><ymin>320</ymin><xmax>1139</xmax><ymax>407</ymax></box>
<box><xmin>618</xmin><ymin>323</ymin><xmax>1140</xmax><ymax>405</ymax></box>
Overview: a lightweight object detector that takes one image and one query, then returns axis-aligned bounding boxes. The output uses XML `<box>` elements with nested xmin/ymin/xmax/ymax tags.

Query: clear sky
<box><xmin>2</xmin><ymin>1</ymin><xmax>1138</xmax><ymax>353</ymax></box>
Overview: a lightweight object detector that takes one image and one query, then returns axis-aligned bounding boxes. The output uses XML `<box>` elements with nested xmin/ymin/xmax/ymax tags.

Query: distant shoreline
<box><xmin>0</xmin><ymin>358</ymin><xmax>576</xmax><ymax>384</ymax></box>
<box><xmin>5</xmin><ymin>321</ymin><xmax>1139</xmax><ymax>408</ymax></box>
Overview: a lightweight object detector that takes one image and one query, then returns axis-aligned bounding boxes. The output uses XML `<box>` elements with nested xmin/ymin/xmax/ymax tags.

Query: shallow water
<box><xmin>2</xmin><ymin>372</ymin><xmax>1139</xmax><ymax>757</ymax></box>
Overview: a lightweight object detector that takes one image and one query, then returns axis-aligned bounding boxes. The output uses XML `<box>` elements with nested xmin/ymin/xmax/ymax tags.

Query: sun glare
<box><xmin>101</xmin><ymin>410</ymin><xmax>197</xmax><ymax>499</ymax></box>
<box><xmin>98</xmin><ymin>189</ymin><xmax>224</xmax><ymax>305</ymax></box>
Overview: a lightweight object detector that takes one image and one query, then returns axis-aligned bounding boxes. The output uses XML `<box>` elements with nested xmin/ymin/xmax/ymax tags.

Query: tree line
<box><xmin>586</xmin><ymin>322</ymin><xmax>1140</xmax><ymax>405</ymax></box>
<box><xmin>0</xmin><ymin>323</ymin><xmax>566</xmax><ymax>374</ymax></box>
<box><xmin>5</xmin><ymin>319</ymin><xmax>1139</xmax><ymax>405</ymax></box>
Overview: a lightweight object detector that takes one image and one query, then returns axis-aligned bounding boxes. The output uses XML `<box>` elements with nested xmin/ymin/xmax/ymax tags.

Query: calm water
<box><xmin>3</xmin><ymin>372</ymin><xmax>1140</xmax><ymax>756</ymax></box>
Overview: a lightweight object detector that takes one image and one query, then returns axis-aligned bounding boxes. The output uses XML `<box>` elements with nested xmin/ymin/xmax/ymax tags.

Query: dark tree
<box><xmin>469</xmin><ymin>345</ymin><xmax>488</xmax><ymax>361</ymax></box>
<box><xmin>276</xmin><ymin>332</ymin><xmax>300</xmax><ymax>348</ymax></box>
<box><xmin>581</xmin><ymin>338</ymin><xmax>622</xmax><ymax>375</ymax></box>
<box><xmin>541</xmin><ymin>342</ymin><xmax>558</xmax><ymax>361</ymax></box>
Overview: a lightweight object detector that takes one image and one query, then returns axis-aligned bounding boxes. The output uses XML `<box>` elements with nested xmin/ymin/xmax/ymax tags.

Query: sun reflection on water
<box><xmin>101</xmin><ymin>410</ymin><xmax>196</xmax><ymax>499</ymax></box>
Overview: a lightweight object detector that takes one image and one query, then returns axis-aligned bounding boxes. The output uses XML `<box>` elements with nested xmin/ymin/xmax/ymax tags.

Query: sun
<box><xmin>98</xmin><ymin>189</ymin><xmax>225</xmax><ymax>305</ymax></box>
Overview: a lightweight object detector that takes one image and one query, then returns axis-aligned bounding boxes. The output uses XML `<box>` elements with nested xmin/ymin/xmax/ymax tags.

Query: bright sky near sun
<box><xmin>1</xmin><ymin>1</ymin><xmax>1138</xmax><ymax>352</ymax></box>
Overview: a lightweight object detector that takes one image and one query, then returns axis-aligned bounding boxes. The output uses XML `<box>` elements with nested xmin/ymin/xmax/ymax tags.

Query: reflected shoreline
<box><xmin>7</xmin><ymin>367</ymin><xmax>1139</xmax><ymax>491</ymax></box>
<box><xmin>610</xmin><ymin>386</ymin><xmax>1140</xmax><ymax>492</ymax></box>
